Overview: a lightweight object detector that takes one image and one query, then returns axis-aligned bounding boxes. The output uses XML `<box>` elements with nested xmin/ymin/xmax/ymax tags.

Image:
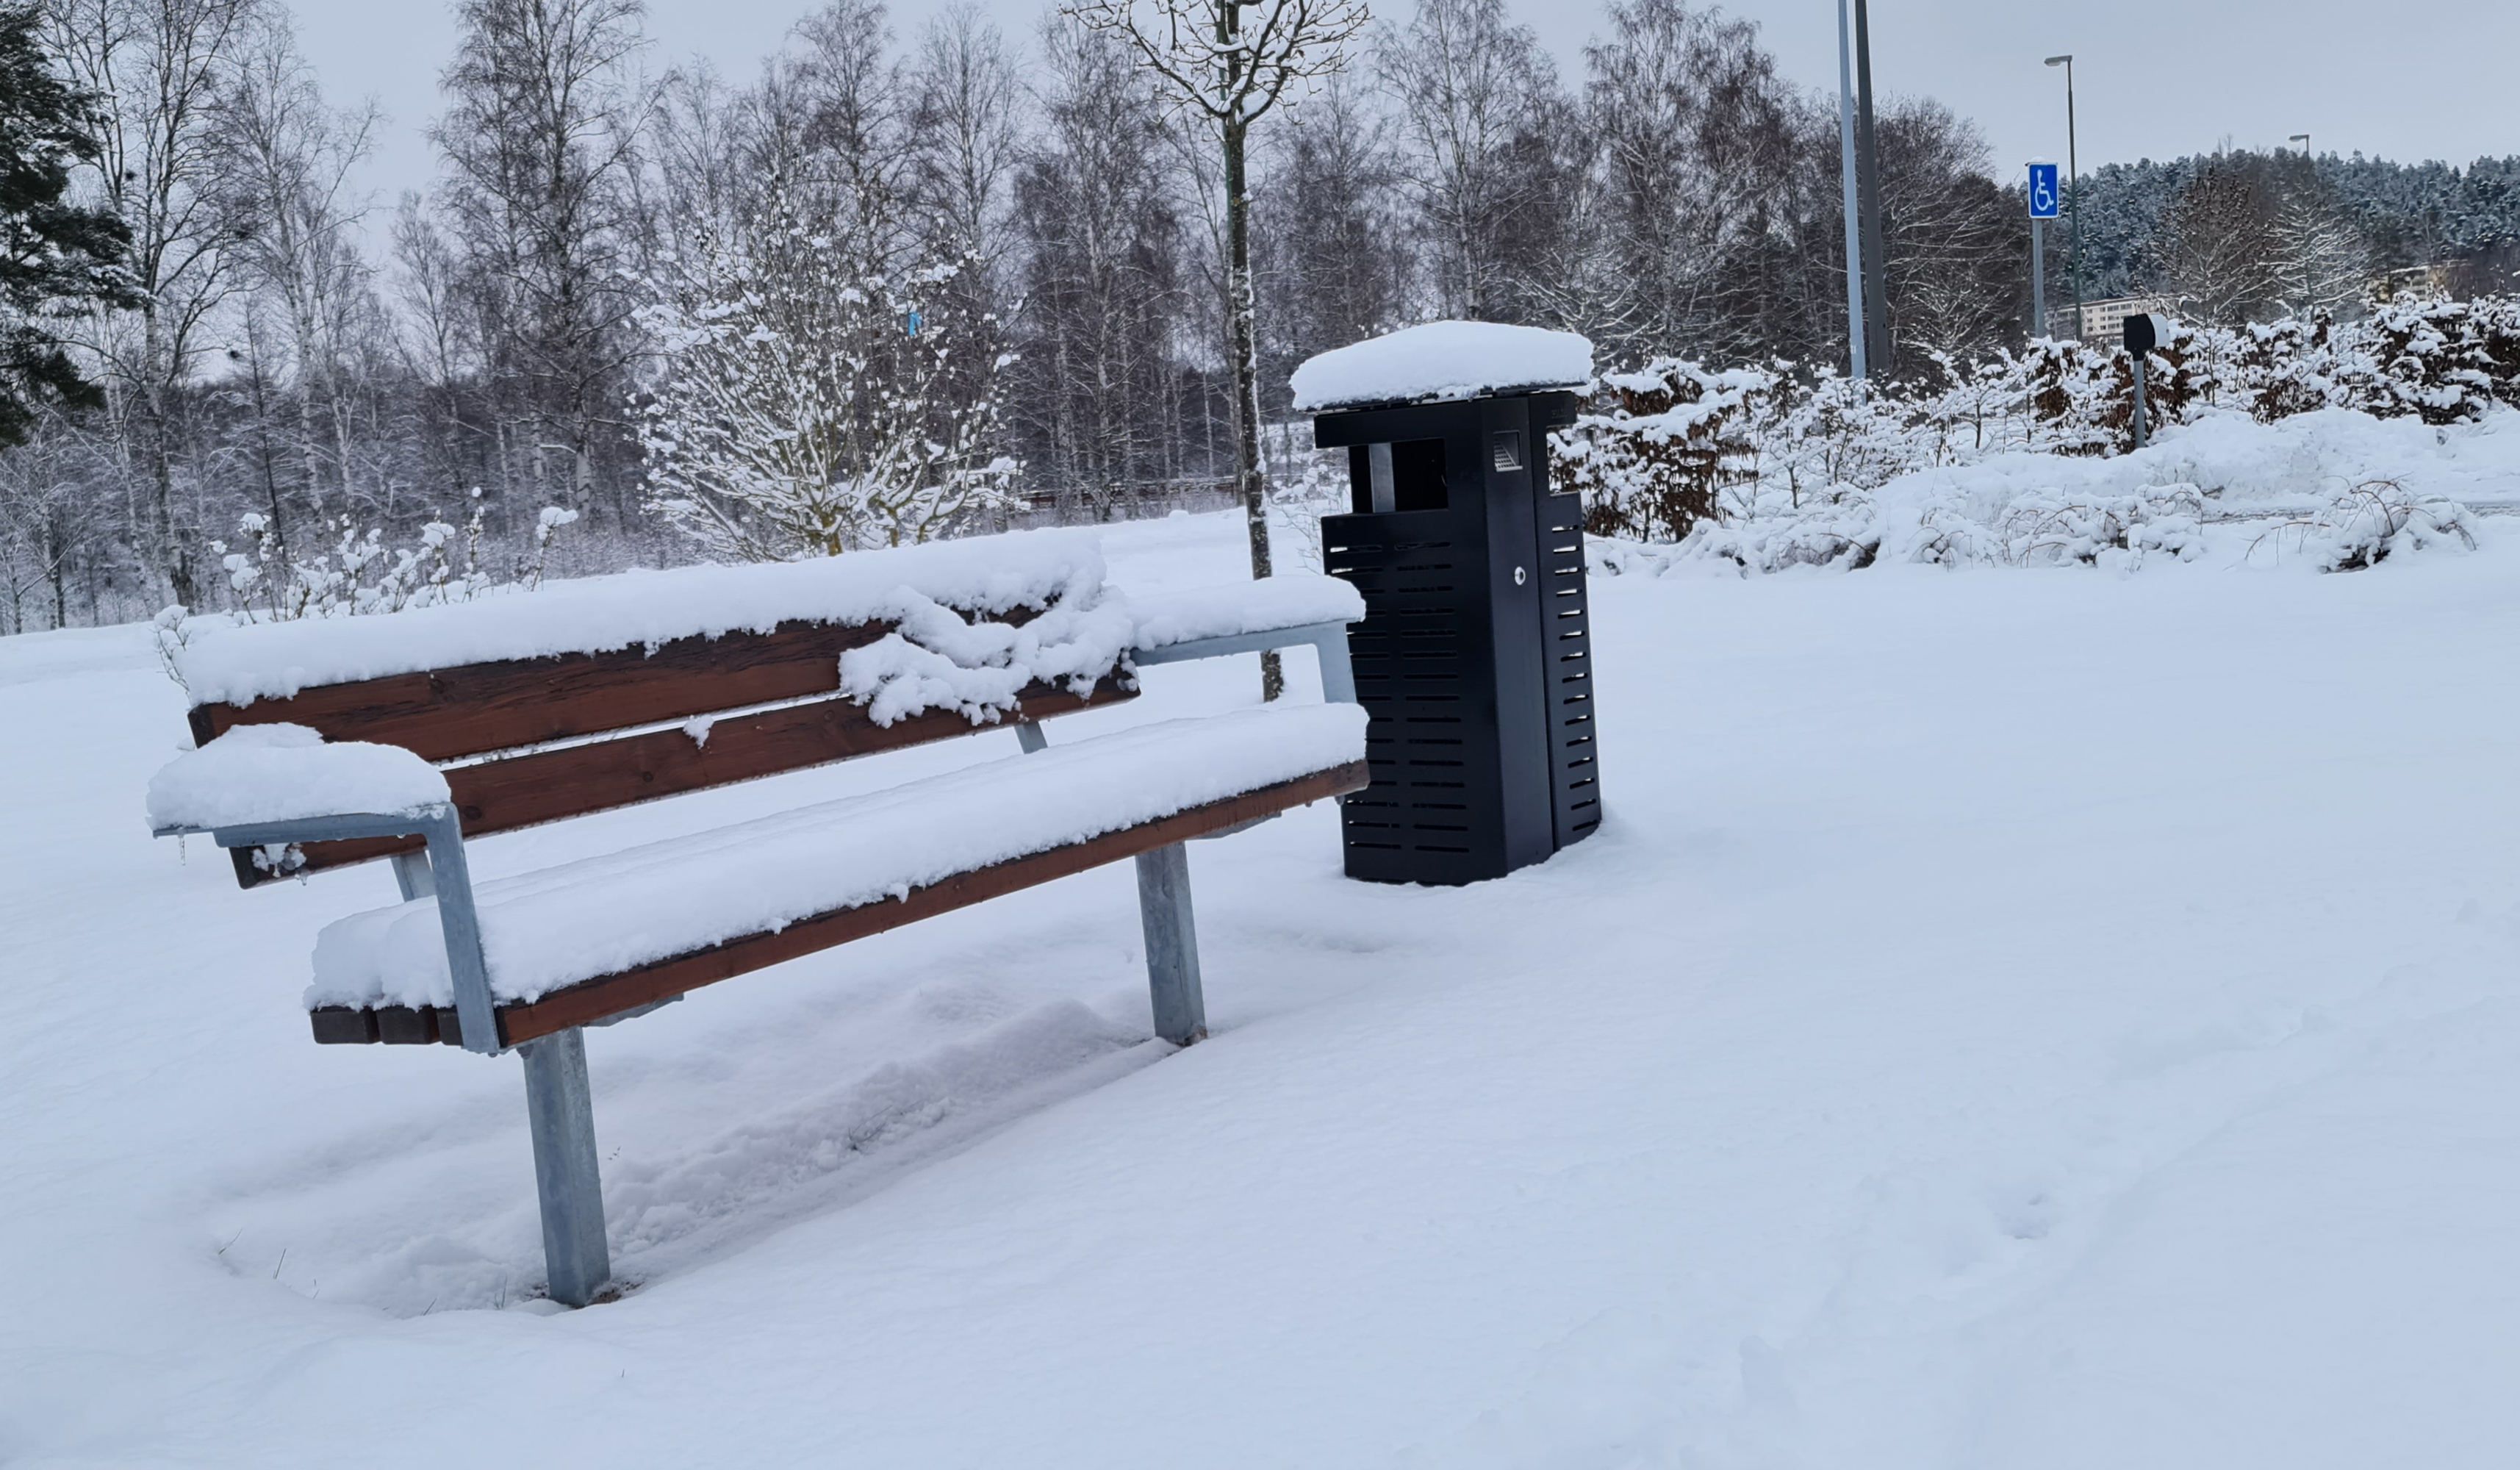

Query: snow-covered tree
<box><xmin>636</xmin><ymin>184</ymin><xmax>1018</xmax><ymax>560</ymax></box>
<box><xmin>2270</xmin><ymin>190</ymin><xmax>2368</xmax><ymax>323</ymax></box>
<box><xmin>1066</xmin><ymin>0</ymin><xmax>1368</xmax><ymax>700</ymax></box>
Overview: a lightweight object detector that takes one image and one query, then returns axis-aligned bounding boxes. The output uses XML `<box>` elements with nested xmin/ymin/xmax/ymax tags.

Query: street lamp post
<box><xmin>1852</xmin><ymin>0</ymin><xmax>1889</xmax><ymax>376</ymax></box>
<box><xmin>2045</xmin><ymin>54</ymin><xmax>2081</xmax><ymax>341</ymax></box>
<box><xmin>1835</xmin><ymin>0</ymin><xmax>1866</xmax><ymax>381</ymax></box>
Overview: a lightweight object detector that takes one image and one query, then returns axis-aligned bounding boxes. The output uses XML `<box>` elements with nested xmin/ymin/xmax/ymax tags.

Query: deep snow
<box><xmin>10</xmin><ymin>507</ymin><xmax>2520</xmax><ymax>1467</ymax></box>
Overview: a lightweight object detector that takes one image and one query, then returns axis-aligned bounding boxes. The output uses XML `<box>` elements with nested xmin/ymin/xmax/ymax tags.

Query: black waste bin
<box><xmin>1306</xmin><ymin>348</ymin><xmax>1604</xmax><ymax>885</ymax></box>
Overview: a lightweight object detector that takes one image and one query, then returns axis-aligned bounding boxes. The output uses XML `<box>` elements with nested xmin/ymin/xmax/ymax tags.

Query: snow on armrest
<box><xmin>146</xmin><ymin>724</ymin><xmax>450</xmax><ymax>833</ymax></box>
<box><xmin>1127</xmin><ymin>575</ymin><xmax>1365</xmax><ymax>653</ymax></box>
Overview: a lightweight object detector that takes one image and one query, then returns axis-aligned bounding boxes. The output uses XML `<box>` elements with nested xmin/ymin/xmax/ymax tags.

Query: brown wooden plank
<box><xmin>310</xmin><ymin>1006</ymin><xmax>377</xmax><ymax>1044</ymax></box>
<box><xmin>190</xmin><ymin>617</ymin><xmax>902</xmax><ymax>761</ymax></box>
<box><xmin>237</xmin><ymin>674</ymin><xmax>1138</xmax><ymax>886</ymax></box>
<box><xmin>373</xmin><ymin>1006</ymin><xmax>438</xmax><ymax>1044</ymax></box>
<box><xmin>482</xmin><ymin>759</ymin><xmax>1368</xmax><ymax>1048</ymax></box>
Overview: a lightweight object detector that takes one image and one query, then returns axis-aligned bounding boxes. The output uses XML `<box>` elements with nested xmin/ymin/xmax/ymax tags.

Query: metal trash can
<box><xmin>1295</xmin><ymin>323</ymin><xmax>1604</xmax><ymax>885</ymax></box>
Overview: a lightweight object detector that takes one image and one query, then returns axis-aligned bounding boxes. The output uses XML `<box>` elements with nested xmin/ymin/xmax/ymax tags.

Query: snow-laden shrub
<box><xmin>208</xmin><ymin>497</ymin><xmax>575</xmax><ymax>623</ymax></box>
<box><xmin>1961</xmin><ymin>486</ymin><xmax>2208</xmax><ymax>570</ymax></box>
<box><xmin>1669</xmin><ymin>476</ymin><xmax>2210</xmax><ymax>577</ymax></box>
<box><xmin>1554</xmin><ymin>359</ymin><xmax>1780</xmax><ymax>540</ymax></box>
<box><xmin>154</xmin><ymin>501</ymin><xmax>581</xmax><ymax>692</ymax></box>
<box><xmin>2333</xmin><ymin>297</ymin><xmax>2514</xmax><ymax>425</ymax></box>
<box><xmin>1656</xmin><ymin>491</ymin><xmax>1883</xmax><ymax>575</ymax></box>
<box><xmin>1551</xmin><ymin>293</ymin><xmax>2520</xmax><ymax>556</ymax></box>
<box><xmin>2248</xmin><ymin>478</ymin><xmax>2479</xmax><ymax>571</ymax></box>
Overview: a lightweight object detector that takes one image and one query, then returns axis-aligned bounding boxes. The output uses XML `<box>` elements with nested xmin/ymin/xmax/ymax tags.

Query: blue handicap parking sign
<box><xmin>2027</xmin><ymin>162</ymin><xmax>2061</xmax><ymax>219</ymax></box>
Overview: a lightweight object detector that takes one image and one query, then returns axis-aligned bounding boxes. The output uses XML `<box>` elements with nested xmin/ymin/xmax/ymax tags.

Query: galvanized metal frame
<box><xmin>150</xmin><ymin>606</ymin><xmax>1360</xmax><ymax>1305</ymax></box>
<box><xmin>155</xmin><ymin>803</ymin><xmax>611</xmax><ymax>1305</ymax></box>
<box><xmin>1134</xmin><ymin>842</ymin><xmax>1205</xmax><ymax>1044</ymax></box>
<box><xmin>1037</xmin><ymin>616</ymin><xmax>1363</xmax><ymax>1046</ymax></box>
<box><xmin>1130</xmin><ymin>619</ymin><xmax>1359</xmax><ymax>705</ymax></box>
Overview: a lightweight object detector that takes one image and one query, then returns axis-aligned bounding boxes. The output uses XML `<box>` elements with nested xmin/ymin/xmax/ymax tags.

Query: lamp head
<box><xmin>2290</xmin><ymin>134</ymin><xmax>2311</xmax><ymax>145</ymax></box>
<box><xmin>2045</xmin><ymin>54</ymin><xmax>2072</xmax><ymax>66</ymax></box>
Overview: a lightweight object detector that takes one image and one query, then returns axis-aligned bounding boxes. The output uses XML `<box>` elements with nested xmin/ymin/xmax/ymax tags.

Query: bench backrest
<box><xmin>189</xmin><ymin>609</ymin><xmax>1132</xmax><ymax>888</ymax></box>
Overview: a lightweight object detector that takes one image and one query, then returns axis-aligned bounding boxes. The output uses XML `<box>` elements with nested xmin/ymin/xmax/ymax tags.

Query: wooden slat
<box><xmin>304</xmin><ymin>760</ymin><xmax>1369</xmax><ymax>1048</ymax></box>
<box><xmin>245</xmin><ymin>673</ymin><xmax>1137</xmax><ymax>886</ymax></box>
<box><xmin>190</xmin><ymin>618</ymin><xmax>900</xmax><ymax>761</ymax></box>
<box><xmin>492</xmin><ymin>761</ymin><xmax>1365</xmax><ymax>1047</ymax></box>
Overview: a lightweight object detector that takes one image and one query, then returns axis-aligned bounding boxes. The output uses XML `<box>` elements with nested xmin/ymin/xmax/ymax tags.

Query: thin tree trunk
<box><xmin>1221</xmin><ymin>114</ymin><xmax>1283</xmax><ymax>701</ymax></box>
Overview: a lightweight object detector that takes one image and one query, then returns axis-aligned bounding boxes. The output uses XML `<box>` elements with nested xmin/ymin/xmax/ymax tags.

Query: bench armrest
<box><xmin>151</xmin><ymin>808</ymin><xmax>445</xmax><ymax>845</ymax></box>
<box><xmin>157</xmin><ymin>802</ymin><xmax>505</xmax><ymax>1057</ymax></box>
<box><xmin>1124</xmin><ymin>574</ymin><xmax>1365</xmax><ymax>703</ymax></box>
<box><xmin>1131</xmin><ymin>620</ymin><xmax>1359</xmax><ymax>703</ymax></box>
<box><xmin>147</xmin><ymin>723</ymin><xmax>451</xmax><ymax>834</ymax></box>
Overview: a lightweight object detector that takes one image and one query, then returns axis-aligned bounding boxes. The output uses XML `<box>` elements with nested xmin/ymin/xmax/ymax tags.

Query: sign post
<box><xmin>2122</xmin><ymin>312</ymin><xmax>2166</xmax><ymax>448</ymax></box>
<box><xmin>2027</xmin><ymin>162</ymin><xmax>2061</xmax><ymax>340</ymax></box>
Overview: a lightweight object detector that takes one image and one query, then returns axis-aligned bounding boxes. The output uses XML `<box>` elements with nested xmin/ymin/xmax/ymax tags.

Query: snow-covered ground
<box><xmin>10</xmin><ymin>506</ymin><xmax>2520</xmax><ymax>1466</ymax></box>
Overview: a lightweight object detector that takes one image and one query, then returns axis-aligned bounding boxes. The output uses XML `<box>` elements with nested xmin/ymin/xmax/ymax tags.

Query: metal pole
<box><xmin>2031</xmin><ymin>216</ymin><xmax>2046</xmax><ymax>340</ymax></box>
<box><xmin>1134</xmin><ymin>843</ymin><xmax>1206</xmax><ymax>1045</ymax></box>
<box><xmin>2131</xmin><ymin>356</ymin><xmax>2149</xmax><ymax>448</ymax></box>
<box><xmin>520</xmin><ymin>1028</ymin><xmax>611</xmax><ymax>1307</ymax></box>
<box><xmin>2064</xmin><ymin>60</ymin><xmax>2083</xmax><ymax>340</ymax></box>
<box><xmin>1852</xmin><ymin>0</ymin><xmax>1890</xmax><ymax>375</ymax></box>
<box><xmin>1836</xmin><ymin>0</ymin><xmax>1867</xmax><ymax>382</ymax></box>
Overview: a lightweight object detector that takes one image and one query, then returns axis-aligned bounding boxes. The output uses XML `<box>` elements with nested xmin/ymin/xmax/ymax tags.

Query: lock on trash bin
<box><xmin>1291</xmin><ymin>322</ymin><xmax>1607</xmax><ymax>886</ymax></box>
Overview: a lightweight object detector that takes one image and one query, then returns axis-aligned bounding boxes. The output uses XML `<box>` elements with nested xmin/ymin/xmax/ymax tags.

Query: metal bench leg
<box><xmin>390</xmin><ymin>849</ymin><xmax>435</xmax><ymax>901</ymax></box>
<box><xmin>520</xmin><ymin>1027</ymin><xmax>611</xmax><ymax>1307</ymax></box>
<box><xmin>1135</xmin><ymin>842</ymin><xmax>1207</xmax><ymax>1044</ymax></box>
<box><xmin>1311</xmin><ymin>628</ymin><xmax>1358</xmax><ymax>704</ymax></box>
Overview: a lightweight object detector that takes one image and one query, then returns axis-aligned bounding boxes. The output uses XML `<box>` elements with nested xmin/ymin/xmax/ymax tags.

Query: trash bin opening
<box><xmin>1349</xmin><ymin>438</ymin><xmax>1449</xmax><ymax>514</ymax></box>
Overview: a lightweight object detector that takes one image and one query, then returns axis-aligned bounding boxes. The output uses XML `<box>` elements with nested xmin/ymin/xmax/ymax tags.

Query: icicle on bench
<box><xmin>146</xmin><ymin>531</ymin><xmax>1366</xmax><ymax>1308</ymax></box>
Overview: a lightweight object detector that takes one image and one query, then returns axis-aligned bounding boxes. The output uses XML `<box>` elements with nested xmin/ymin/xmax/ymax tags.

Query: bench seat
<box><xmin>308</xmin><ymin>702</ymin><xmax>1368</xmax><ymax>1044</ymax></box>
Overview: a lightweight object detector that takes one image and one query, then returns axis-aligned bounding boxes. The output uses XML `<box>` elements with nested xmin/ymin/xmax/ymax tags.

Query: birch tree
<box><xmin>1067</xmin><ymin>0</ymin><xmax>1366</xmax><ymax>700</ymax></box>
<box><xmin>45</xmin><ymin>0</ymin><xmax>263</xmax><ymax>606</ymax></box>
<box><xmin>1377</xmin><ymin>0</ymin><xmax>1553</xmax><ymax>323</ymax></box>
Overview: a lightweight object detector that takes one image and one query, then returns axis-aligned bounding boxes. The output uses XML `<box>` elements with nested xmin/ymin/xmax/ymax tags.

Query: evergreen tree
<box><xmin>0</xmin><ymin>2</ymin><xmax>138</xmax><ymax>445</ymax></box>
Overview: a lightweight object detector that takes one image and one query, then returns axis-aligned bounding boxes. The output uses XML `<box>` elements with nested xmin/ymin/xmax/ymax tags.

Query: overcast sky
<box><xmin>289</xmin><ymin>0</ymin><xmax>2520</xmax><ymax>229</ymax></box>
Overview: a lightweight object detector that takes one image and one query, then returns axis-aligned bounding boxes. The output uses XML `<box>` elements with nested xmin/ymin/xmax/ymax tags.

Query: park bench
<box><xmin>146</xmin><ymin>530</ymin><xmax>1365</xmax><ymax>1307</ymax></box>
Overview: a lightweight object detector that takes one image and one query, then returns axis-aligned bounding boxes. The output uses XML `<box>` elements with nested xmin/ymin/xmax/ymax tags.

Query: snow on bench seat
<box><xmin>309</xmin><ymin>701</ymin><xmax>1368</xmax><ymax>1013</ymax></box>
<box><xmin>1124</xmin><ymin>574</ymin><xmax>1365</xmax><ymax>653</ymax></box>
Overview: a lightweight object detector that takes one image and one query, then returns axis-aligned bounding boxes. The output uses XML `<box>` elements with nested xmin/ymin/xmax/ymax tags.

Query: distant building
<box><xmin>2383</xmin><ymin>262</ymin><xmax>2456</xmax><ymax>296</ymax></box>
<box><xmin>2057</xmin><ymin>293</ymin><xmax>2177</xmax><ymax>342</ymax></box>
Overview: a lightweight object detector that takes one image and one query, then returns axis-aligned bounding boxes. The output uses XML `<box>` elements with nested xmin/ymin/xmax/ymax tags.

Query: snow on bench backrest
<box><xmin>173</xmin><ymin>528</ymin><xmax>1113</xmax><ymax>707</ymax></box>
<box><xmin>168</xmin><ymin>529</ymin><xmax>1141</xmax><ymax>885</ymax></box>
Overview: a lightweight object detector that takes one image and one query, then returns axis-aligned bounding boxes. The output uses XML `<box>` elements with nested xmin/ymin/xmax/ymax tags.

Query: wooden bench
<box><xmin>149</xmin><ymin>538</ymin><xmax>1364</xmax><ymax>1306</ymax></box>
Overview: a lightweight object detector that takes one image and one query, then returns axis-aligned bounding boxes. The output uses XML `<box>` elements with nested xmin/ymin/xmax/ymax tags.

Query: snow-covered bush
<box><xmin>207</xmin><ymin>495</ymin><xmax>575</xmax><ymax>623</ymax></box>
<box><xmin>637</xmin><ymin>185</ymin><xmax>1019</xmax><ymax>561</ymax></box>
<box><xmin>1653</xmin><ymin>492</ymin><xmax>1881</xmax><ymax>575</ymax></box>
<box><xmin>1656</xmin><ymin>476</ymin><xmax>2211</xmax><ymax>578</ymax></box>
<box><xmin>155</xmin><ymin>501</ymin><xmax>581</xmax><ymax>692</ymax></box>
<box><xmin>1554</xmin><ymin>360</ymin><xmax>1778</xmax><ymax>539</ymax></box>
<box><xmin>1554</xmin><ymin>291</ymin><xmax>2519</xmax><ymax>567</ymax></box>
<box><xmin>1964</xmin><ymin>486</ymin><xmax>2208</xmax><ymax>570</ymax></box>
<box><xmin>2247</xmin><ymin>478</ymin><xmax>2478</xmax><ymax>572</ymax></box>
